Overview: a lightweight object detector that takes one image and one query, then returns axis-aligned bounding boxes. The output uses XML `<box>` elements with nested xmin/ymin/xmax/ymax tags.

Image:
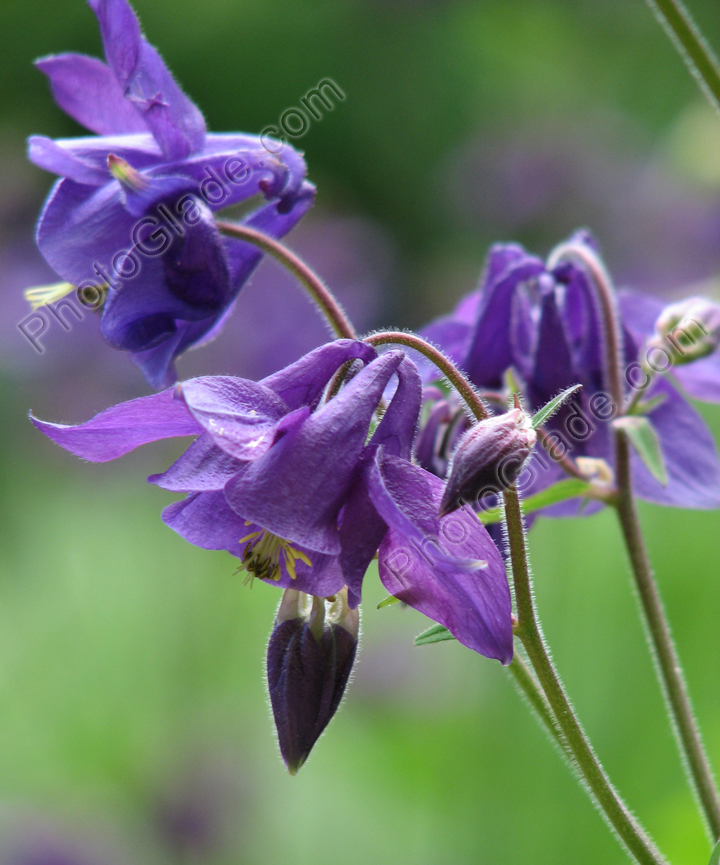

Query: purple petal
<box><xmin>376</xmin><ymin>465</ymin><xmax>512</xmax><ymax>662</ymax></box>
<box><xmin>463</xmin><ymin>248</ymin><xmax>545</xmax><ymax>389</ymax></box>
<box><xmin>618</xmin><ymin>289</ymin><xmax>664</xmax><ymax>342</ymax></box>
<box><xmin>177</xmin><ymin>375</ymin><xmax>292</xmax><ymax>460</ymax></box>
<box><xmin>674</xmin><ymin>353</ymin><xmax>720</xmax><ymax>403</ymax></box>
<box><xmin>633</xmin><ymin>377</ymin><xmax>720</xmax><ymax>508</ymax></box>
<box><xmin>148</xmin><ymin>432</ymin><xmax>244</xmax><ymax>491</ymax></box>
<box><xmin>527</xmin><ymin>288</ymin><xmax>576</xmax><ymax>407</ymax></box>
<box><xmin>224</xmin><ymin>352</ymin><xmax>405</xmax><ymax>555</ymax></box>
<box><xmin>30</xmin><ymin>387</ymin><xmax>201</xmax><ymax>461</ymax></box>
<box><xmin>89</xmin><ymin>0</ymin><xmax>206</xmax><ymax>159</ymax></box>
<box><xmin>35</xmin><ymin>53</ymin><xmax>149</xmax><ymax>136</ymax></box>
<box><xmin>369</xmin><ymin>356</ymin><xmax>422</xmax><ymax>460</ymax></box>
<box><xmin>27</xmin><ymin>136</ymin><xmax>110</xmax><ymax>185</ymax></box>
<box><xmin>261</xmin><ymin>339</ymin><xmax>377</xmax><ymax>411</ymax></box>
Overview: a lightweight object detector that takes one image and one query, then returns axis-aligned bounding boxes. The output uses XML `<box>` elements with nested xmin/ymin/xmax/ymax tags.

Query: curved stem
<box><xmin>364</xmin><ymin>331</ymin><xmax>489</xmax><ymax>421</ymax></box>
<box><xmin>535</xmin><ymin>426</ymin><xmax>589</xmax><ymax>481</ymax></box>
<box><xmin>615</xmin><ymin>431</ymin><xmax>720</xmax><ymax>840</ymax></box>
<box><xmin>504</xmin><ymin>485</ymin><xmax>669</xmax><ymax>865</ymax></box>
<box><xmin>216</xmin><ymin>222</ymin><xmax>356</xmax><ymax>339</ymax></box>
<box><xmin>643</xmin><ymin>0</ymin><xmax>720</xmax><ymax>115</ymax></box>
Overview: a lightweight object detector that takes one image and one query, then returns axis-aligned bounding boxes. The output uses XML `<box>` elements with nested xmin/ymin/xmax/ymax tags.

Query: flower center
<box><xmin>239</xmin><ymin>523</ymin><xmax>312</xmax><ymax>585</ymax></box>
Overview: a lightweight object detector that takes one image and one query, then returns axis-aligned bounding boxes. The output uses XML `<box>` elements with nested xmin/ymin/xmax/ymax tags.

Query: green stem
<box><xmin>508</xmin><ymin>652</ymin><xmax>570</xmax><ymax>757</ymax></box>
<box><xmin>504</xmin><ymin>485</ymin><xmax>669</xmax><ymax>865</ymax></box>
<box><xmin>643</xmin><ymin>0</ymin><xmax>720</xmax><ymax>115</ymax></box>
<box><xmin>364</xmin><ymin>331</ymin><xmax>489</xmax><ymax>421</ymax></box>
<box><xmin>215</xmin><ymin>222</ymin><xmax>356</xmax><ymax>339</ymax></box>
<box><xmin>615</xmin><ymin>431</ymin><xmax>720</xmax><ymax>840</ymax></box>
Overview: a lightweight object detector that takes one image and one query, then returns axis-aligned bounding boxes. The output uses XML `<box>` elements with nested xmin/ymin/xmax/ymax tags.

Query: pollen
<box><xmin>24</xmin><ymin>281</ymin><xmax>76</xmax><ymax>311</ymax></box>
<box><xmin>238</xmin><ymin>523</ymin><xmax>312</xmax><ymax>586</ymax></box>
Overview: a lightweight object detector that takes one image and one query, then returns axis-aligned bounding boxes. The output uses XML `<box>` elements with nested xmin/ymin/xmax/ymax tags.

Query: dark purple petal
<box><xmin>224</xmin><ymin>352</ymin><xmax>405</xmax><ymax>555</ymax></box>
<box><xmin>176</xmin><ymin>376</ymin><xmax>291</xmax><ymax>460</ymax></box>
<box><xmin>376</xmin><ymin>465</ymin><xmax>512</xmax><ymax>662</ymax></box>
<box><xmin>633</xmin><ymin>378</ymin><xmax>720</xmax><ymax>508</ymax></box>
<box><xmin>368</xmin><ymin>356</ymin><xmax>422</xmax><ymax>460</ymax></box>
<box><xmin>89</xmin><ymin>0</ymin><xmax>206</xmax><ymax>159</ymax></box>
<box><xmin>30</xmin><ymin>387</ymin><xmax>201</xmax><ymax>461</ymax></box>
<box><xmin>463</xmin><ymin>248</ymin><xmax>545</xmax><ymax>389</ymax></box>
<box><xmin>261</xmin><ymin>339</ymin><xmax>377</xmax><ymax>411</ymax></box>
<box><xmin>527</xmin><ymin>288</ymin><xmax>576</xmax><ymax>408</ymax></box>
<box><xmin>414</xmin><ymin>398</ymin><xmax>452</xmax><ymax>473</ymax></box>
<box><xmin>35</xmin><ymin>53</ymin><xmax>149</xmax><ymax>135</ymax></box>
<box><xmin>148</xmin><ymin>432</ymin><xmax>243</xmax><ymax>491</ymax></box>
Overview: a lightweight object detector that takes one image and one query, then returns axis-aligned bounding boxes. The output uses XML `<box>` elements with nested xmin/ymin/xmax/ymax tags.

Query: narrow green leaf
<box><xmin>531</xmin><ymin>384</ymin><xmax>583</xmax><ymax>429</ymax></box>
<box><xmin>708</xmin><ymin>840</ymin><xmax>720</xmax><ymax>865</ymax></box>
<box><xmin>414</xmin><ymin>624</ymin><xmax>456</xmax><ymax>646</ymax></box>
<box><xmin>478</xmin><ymin>478</ymin><xmax>592</xmax><ymax>524</ymax></box>
<box><xmin>377</xmin><ymin>594</ymin><xmax>401</xmax><ymax>609</ymax></box>
<box><xmin>613</xmin><ymin>416</ymin><xmax>668</xmax><ymax>486</ymax></box>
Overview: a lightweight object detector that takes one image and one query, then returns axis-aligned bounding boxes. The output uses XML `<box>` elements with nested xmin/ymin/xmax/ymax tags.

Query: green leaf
<box><xmin>628</xmin><ymin>393</ymin><xmax>667</xmax><ymax>416</ymax></box>
<box><xmin>708</xmin><ymin>841</ymin><xmax>720</xmax><ymax>865</ymax></box>
<box><xmin>377</xmin><ymin>594</ymin><xmax>401</xmax><ymax>609</ymax></box>
<box><xmin>478</xmin><ymin>478</ymin><xmax>592</xmax><ymax>524</ymax></box>
<box><xmin>531</xmin><ymin>384</ymin><xmax>583</xmax><ymax>429</ymax></box>
<box><xmin>414</xmin><ymin>624</ymin><xmax>456</xmax><ymax>646</ymax></box>
<box><xmin>613</xmin><ymin>416</ymin><xmax>668</xmax><ymax>486</ymax></box>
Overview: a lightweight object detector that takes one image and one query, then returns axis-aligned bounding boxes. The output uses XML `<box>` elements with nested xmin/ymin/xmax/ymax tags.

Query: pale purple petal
<box><xmin>27</xmin><ymin>136</ymin><xmax>110</xmax><ymax>185</ymax></box>
<box><xmin>149</xmin><ymin>432</ymin><xmax>243</xmax><ymax>491</ymax></box>
<box><xmin>30</xmin><ymin>387</ymin><xmax>201</xmax><ymax>461</ymax></box>
<box><xmin>35</xmin><ymin>53</ymin><xmax>149</xmax><ymax>135</ymax></box>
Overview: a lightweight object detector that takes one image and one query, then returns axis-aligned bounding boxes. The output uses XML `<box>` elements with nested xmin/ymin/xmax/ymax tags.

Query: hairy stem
<box><xmin>508</xmin><ymin>651</ymin><xmax>569</xmax><ymax>757</ymax></box>
<box><xmin>615</xmin><ymin>431</ymin><xmax>720</xmax><ymax>840</ymax></box>
<box><xmin>504</xmin><ymin>485</ymin><xmax>668</xmax><ymax>865</ymax></box>
<box><xmin>643</xmin><ymin>0</ymin><xmax>720</xmax><ymax>115</ymax></box>
<box><xmin>216</xmin><ymin>222</ymin><xmax>356</xmax><ymax>339</ymax></box>
<box><xmin>364</xmin><ymin>331</ymin><xmax>489</xmax><ymax>421</ymax></box>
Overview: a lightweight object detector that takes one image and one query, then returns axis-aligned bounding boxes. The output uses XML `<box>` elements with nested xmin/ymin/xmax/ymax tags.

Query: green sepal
<box><xmin>628</xmin><ymin>393</ymin><xmax>667</xmax><ymax>416</ymax></box>
<box><xmin>414</xmin><ymin>624</ymin><xmax>456</xmax><ymax>646</ymax></box>
<box><xmin>708</xmin><ymin>841</ymin><xmax>720</xmax><ymax>865</ymax></box>
<box><xmin>377</xmin><ymin>594</ymin><xmax>401</xmax><ymax>609</ymax></box>
<box><xmin>478</xmin><ymin>478</ymin><xmax>592</xmax><ymax>524</ymax></box>
<box><xmin>613</xmin><ymin>416</ymin><xmax>668</xmax><ymax>486</ymax></box>
<box><xmin>531</xmin><ymin>384</ymin><xmax>583</xmax><ymax>429</ymax></box>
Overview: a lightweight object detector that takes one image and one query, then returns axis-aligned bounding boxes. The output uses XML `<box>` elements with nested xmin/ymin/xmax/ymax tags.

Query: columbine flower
<box><xmin>27</xmin><ymin>0</ymin><xmax>314</xmax><ymax>388</ymax></box>
<box><xmin>31</xmin><ymin>339</ymin><xmax>513</xmax><ymax>663</ymax></box>
<box><xmin>267</xmin><ymin>588</ymin><xmax>359</xmax><ymax>774</ymax></box>
<box><xmin>417</xmin><ymin>230</ymin><xmax>720</xmax><ymax>512</ymax></box>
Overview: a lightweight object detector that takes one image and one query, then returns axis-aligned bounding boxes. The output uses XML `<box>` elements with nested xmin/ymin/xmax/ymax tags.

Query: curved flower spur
<box><xmin>31</xmin><ymin>339</ymin><xmax>514</xmax><ymax>768</ymax></box>
<box><xmin>26</xmin><ymin>0</ymin><xmax>315</xmax><ymax>388</ymax></box>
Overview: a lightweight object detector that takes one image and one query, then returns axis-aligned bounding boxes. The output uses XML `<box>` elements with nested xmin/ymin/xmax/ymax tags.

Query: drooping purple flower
<box><xmin>28</xmin><ymin>0</ymin><xmax>314</xmax><ymax>388</ymax></box>
<box><xmin>31</xmin><ymin>339</ymin><xmax>513</xmax><ymax>663</ymax></box>
<box><xmin>417</xmin><ymin>230</ymin><xmax>720</xmax><ymax>513</ymax></box>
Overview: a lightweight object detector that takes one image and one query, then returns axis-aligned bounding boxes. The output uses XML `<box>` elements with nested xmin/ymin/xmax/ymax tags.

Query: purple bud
<box><xmin>439</xmin><ymin>408</ymin><xmax>536</xmax><ymax>516</ymax></box>
<box><xmin>651</xmin><ymin>297</ymin><xmax>720</xmax><ymax>364</ymax></box>
<box><xmin>266</xmin><ymin>588</ymin><xmax>359</xmax><ymax>774</ymax></box>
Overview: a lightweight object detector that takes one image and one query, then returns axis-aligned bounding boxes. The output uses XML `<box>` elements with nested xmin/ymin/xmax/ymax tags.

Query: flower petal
<box><xmin>27</xmin><ymin>135</ymin><xmax>110</xmax><ymax>185</ymax></box>
<box><xmin>30</xmin><ymin>387</ymin><xmax>201</xmax><ymax>462</ymax></box>
<box><xmin>633</xmin><ymin>377</ymin><xmax>720</xmax><ymax>508</ymax></box>
<box><xmin>89</xmin><ymin>0</ymin><xmax>206</xmax><ymax>159</ymax></box>
<box><xmin>35</xmin><ymin>53</ymin><xmax>149</xmax><ymax>136</ymax></box>
<box><xmin>148</xmin><ymin>432</ymin><xmax>244</xmax><ymax>491</ymax></box>
<box><xmin>376</xmin><ymin>464</ymin><xmax>512</xmax><ymax>662</ymax></box>
<box><xmin>177</xmin><ymin>375</ymin><xmax>291</xmax><ymax>460</ymax></box>
<box><xmin>224</xmin><ymin>352</ymin><xmax>405</xmax><ymax>555</ymax></box>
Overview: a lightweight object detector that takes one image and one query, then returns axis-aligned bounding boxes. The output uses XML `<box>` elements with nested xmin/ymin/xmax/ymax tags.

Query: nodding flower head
<box><xmin>439</xmin><ymin>408</ymin><xmax>536</xmax><ymax>517</ymax></box>
<box><xmin>266</xmin><ymin>587</ymin><xmax>359</xmax><ymax>774</ymax></box>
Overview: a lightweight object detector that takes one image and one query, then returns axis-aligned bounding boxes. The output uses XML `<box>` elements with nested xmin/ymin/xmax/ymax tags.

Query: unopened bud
<box><xmin>108</xmin><ymin>153</ymin><xmax>147</xmax><ymax>191</ymax></box>
<box><xmin>651</xmin><ymin>297</ymin><xmax>720</xmax><ymax>364</ymax></box>
<box><xmin>266</xmin><ymin>588</ymin><xmax>359</xmax><ymax>774</ymax></box>
<box><xmin>439</xmin><ymin>408</ymin><xmax>536</xmax><ymax>516</ymax></box>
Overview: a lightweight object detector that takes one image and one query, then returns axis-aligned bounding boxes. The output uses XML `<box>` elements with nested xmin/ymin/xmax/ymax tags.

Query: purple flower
<box><xmin>31</xmin><ymin>339</ymin><xmax>513</xmax><ymax>662</ymax></box>
<box><xmin>28</xmin><ymin>0</ymin><xmax>314</xmax><ymax>388</ymax></box>
<box><xmin>417</xmin><ymin>230</ymin><xmax>720</xmax><ymax>513</ymax></box>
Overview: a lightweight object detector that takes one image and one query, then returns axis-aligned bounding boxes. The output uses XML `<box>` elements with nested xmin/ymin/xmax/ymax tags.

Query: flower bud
<box><xmin>266</xmin><ymin>588</ymin><xmax>359</xmax><ymax>774</ymax></box>
<box><xmin>651</xmin><ymin>297</ymin><xmax>720</xmax><ymax>364</ymax></box>
<box><xmin>439</xmin><ymin>408</ymin><xmax>536</xmax><ymax>516</ymax></box>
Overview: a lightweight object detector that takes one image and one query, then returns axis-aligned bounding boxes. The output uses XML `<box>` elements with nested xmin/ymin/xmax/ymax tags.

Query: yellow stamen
<box><xmin>24</xmin><ymin>281</ymin><xmax>75</xmax><ymax>311</ymax></box>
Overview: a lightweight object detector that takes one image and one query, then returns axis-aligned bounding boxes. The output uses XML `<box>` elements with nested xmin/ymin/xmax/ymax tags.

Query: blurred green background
<box><xmin>2</xmin><ymin>0</ymin><xmax>720</xmax><ymax>862</ymax></box>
